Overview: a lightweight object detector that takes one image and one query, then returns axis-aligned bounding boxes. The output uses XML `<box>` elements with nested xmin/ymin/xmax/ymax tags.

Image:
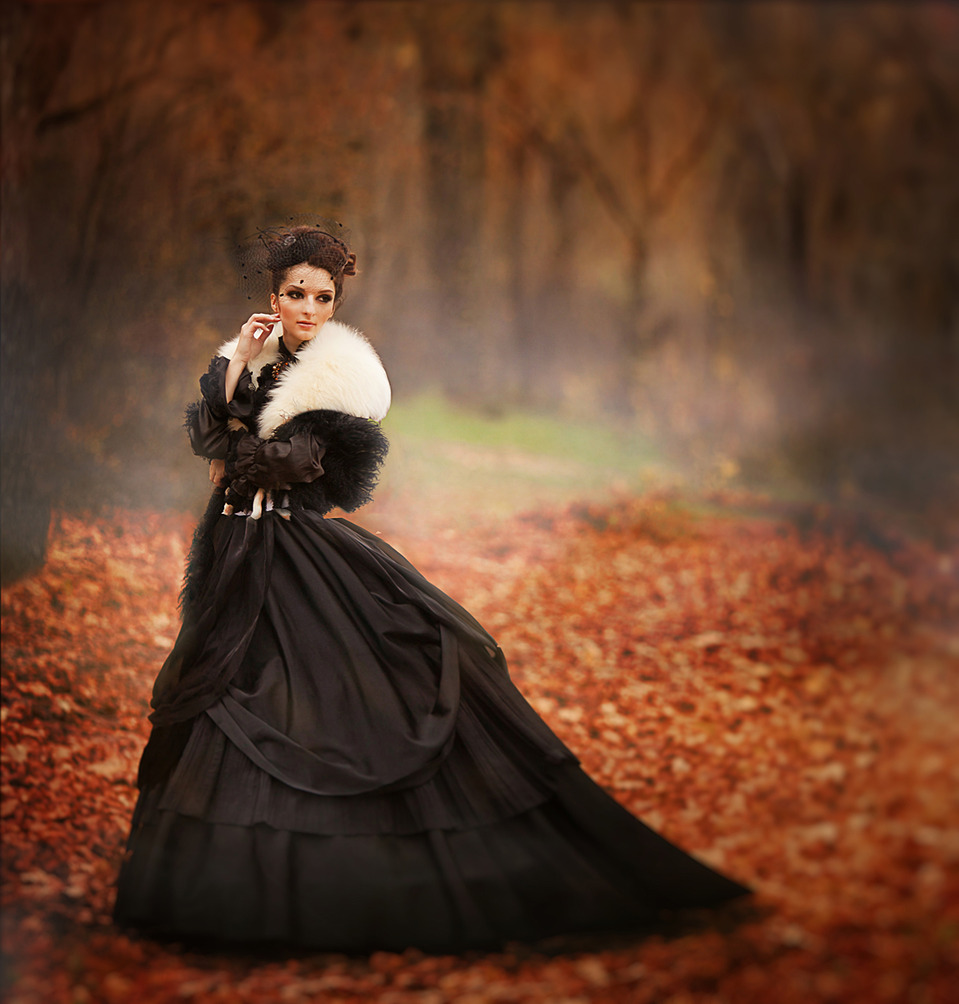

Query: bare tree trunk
<box><xmin>1</xmin><ymin>3</ymin><xmax>91</xmax><ymax>582</ymax></box>
<box><xmin>785</xmin><ymin>166</ymin><xmax>810</xmax><ymax>308</ymax></box>
<box><xmin>616</xmin><ymin>230</ymin><xmax>650</xmax><ymax>409</ymax></box>
<box><xmin>504</xmin><ymin>136</ymin><xmax>531</xmax><ymax>404</ymax></box>
<box><xmin>416</xmin><ymin>4</ymin><xmax>499</xmax><ymax>402</ymax></box>
<box><xmin>0</xmin><ymin>283</ymin><xmax>53</xmax><ymax>584</ymax></box>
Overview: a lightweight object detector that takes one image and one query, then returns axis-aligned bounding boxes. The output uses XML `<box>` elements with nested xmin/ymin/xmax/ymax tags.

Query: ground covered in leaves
<box><xmin>2</xmin><ymin>494</ymin><xmax>958</xmax><ymax>1003</ymax></box>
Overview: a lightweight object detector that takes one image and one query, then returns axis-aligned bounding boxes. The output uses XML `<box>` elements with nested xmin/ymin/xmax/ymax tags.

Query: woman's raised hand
<box><xmin>225</xmin><ymin>312</ymin><xmax>279</xmax><ymax>404</ymax></box>
<box><xmin>234</xmin><ymin>312</ymin><xmax>280</xmax><ymax>363</ymax></box>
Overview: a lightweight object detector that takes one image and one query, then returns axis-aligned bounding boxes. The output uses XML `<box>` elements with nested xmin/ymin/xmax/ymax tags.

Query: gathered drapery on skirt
<box><xmin>115</xmin><ymin>512</ymin><xmax>749</xmax><ymax>952</ymax></box>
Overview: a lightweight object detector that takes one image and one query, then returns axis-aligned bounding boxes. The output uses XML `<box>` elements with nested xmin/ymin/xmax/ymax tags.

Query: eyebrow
<box><xmin>284</xmin><ymin>282</ymin><xmax>335</xmax><ymax>292</ymax></box>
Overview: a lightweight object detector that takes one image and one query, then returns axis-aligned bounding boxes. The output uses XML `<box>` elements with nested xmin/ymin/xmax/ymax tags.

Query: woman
<box><xmin>114</xmin><ymin>226</ymin><xmax>749</xmax><ymax>952</ymax></box>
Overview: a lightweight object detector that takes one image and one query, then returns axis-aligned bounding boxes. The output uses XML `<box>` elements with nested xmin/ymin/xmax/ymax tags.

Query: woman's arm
<box><xmin>186</xmin><ymin>391</ymin><xmax>233</xmax><ymax>459</ymax></box>
<box><xmin>224</xmin><ymin>411</ymin><xmax>389</xmax><ymax>514</ymax></box>
<box><xmin>186</xmin><ymin>311</ymin><xmax>280</xmax><ymax>462</ymax></box>
<box><xmin>225</xmin><ymin>312</ymin><xmax>278</xmax><ymax>404</ymax></box>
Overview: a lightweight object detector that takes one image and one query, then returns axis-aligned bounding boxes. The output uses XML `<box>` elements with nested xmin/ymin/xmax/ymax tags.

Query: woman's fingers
<box><xmin>234</xmin><ymin>313</ymin><xmax>281</xmax><ymax>362</ymax></box>
<box><xmin>242</xmin><ymin>313</ymin><xmax>279</xmax><ymax>328</ymax></box>
<box><xmin>240</xmin><ymin>314</ymin><xmax>280</xmax><ymax>341</ymax></box>
<box><xmin>248</xmin><ymin>313</ymin><xmax>280</xmax><ymax>327</ymax></box>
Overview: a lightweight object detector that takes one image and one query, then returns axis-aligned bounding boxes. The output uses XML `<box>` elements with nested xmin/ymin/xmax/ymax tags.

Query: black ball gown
<box><xmin>113</xmin><ymin>322</ymin><xmax>749</xmax><ymax>953</ymax></box>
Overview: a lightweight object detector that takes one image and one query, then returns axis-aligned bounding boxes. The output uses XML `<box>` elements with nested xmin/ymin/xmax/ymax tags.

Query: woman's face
<box><xmin>270</xmin><ymin>264</ymin><xmax>337</xmax><ymax>350</ymax></box>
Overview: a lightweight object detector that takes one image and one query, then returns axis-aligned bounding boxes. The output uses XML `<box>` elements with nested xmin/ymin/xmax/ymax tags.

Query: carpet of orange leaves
<box><xmin>2</xmin><ymin>495</ymin><xmax>957</xmax><ymax>1003</ymax></box>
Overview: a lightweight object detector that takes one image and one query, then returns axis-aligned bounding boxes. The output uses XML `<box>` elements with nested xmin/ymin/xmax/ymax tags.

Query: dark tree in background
<box><xmin>703</xmin><ymin>5</ymin><xmax>959</xmax><ymax>500</ymax></box>
<box><xmin>417</xmin><ymin>3</ymin><xmax>501</xmax><ymax>401</ymax></box>
<box><xmin>2</xmin><ymin>3</ymin><xmax>92</xmax><ymax>582</ymax></box>
<box><xmin>2</xmin><ymin>0</ymin><xmax>957</xmax><ymax>582</ymax></box>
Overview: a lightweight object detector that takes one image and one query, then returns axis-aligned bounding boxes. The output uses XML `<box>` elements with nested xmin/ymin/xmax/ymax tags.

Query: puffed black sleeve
<box><xmin>184</xmin><ymin>355</ymin><xmax>257</xmax><ymax>459</ymax></box>
<box><xmin>185</xmin><ymin>400</ymin><xmax>230</xmax><ymax>459</ymax></box>
<box><xmin>226</xmin><ymin>431</ymin><xmax>327</xmax><ymax>495</ymax></box>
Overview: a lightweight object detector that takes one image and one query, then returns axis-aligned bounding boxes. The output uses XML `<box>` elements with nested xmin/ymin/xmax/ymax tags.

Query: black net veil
<box><xmin>232</xmin><ymin>217</ymin><xmax>356</xmax><ymax>304</ymax></box>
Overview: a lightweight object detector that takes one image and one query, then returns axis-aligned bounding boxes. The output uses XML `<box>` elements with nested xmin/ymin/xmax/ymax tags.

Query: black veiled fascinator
<box><xmin>233</xmin><ymin>217</ymin><xmax>356</xmax><ymax>302</ymax></box>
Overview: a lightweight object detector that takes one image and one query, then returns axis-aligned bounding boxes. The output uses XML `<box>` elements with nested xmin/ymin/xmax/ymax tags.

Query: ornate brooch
<box><xmin>272</xmin><ymin>357</ymin><xmax>293</xmax><ymax>381</ymax></box>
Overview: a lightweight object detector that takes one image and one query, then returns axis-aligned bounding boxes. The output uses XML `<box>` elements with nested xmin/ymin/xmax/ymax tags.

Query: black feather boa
<box><xmin>273</xmin><ymin>410</ymin><xmax>389</xmax><ymax>514</ymax></box>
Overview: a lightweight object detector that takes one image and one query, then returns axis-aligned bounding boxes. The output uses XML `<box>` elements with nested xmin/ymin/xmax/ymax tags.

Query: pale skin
<box><xmin>209</xmin><ymin>264</ymin><xmax>338</xmax><ymax>486</ymax></box>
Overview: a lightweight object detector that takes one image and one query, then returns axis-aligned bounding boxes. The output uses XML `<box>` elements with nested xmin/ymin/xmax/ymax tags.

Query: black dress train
<box><xmin>114</xmin><ymin>329</ymin><xmax>749</xmax><ymax>953</ymax></box>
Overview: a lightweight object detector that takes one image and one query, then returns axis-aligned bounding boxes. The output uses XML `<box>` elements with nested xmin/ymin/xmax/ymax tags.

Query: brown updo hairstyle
<box><xmin>264</xmin><ymin>226</ymin><xmax>358</xmax><ymax>303</ymax></box>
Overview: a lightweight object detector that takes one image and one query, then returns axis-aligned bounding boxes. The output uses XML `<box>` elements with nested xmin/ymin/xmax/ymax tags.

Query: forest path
<box><xmin>1</xmin><ymin>495</ymin><xmax>957</xmax><ymax>1004</ymax></box>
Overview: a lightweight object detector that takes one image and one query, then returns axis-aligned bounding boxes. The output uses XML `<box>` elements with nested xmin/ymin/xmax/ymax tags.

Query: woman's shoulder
<box><xmin>257</xmin><ymin>321</ymin><xmax>391</xmax><ymax>438</ymax></box>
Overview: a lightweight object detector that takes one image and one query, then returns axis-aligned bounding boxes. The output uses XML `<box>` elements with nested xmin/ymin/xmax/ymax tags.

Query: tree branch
<box><xmin>649</xmin><ymin>94</ymin><xmax>723</xmax><ymax>216</ymax></box>
<box><xmin>36</xmin><ymin>13</ymin><xmax>191</xmax><ymax>134</ymax></box>
<box><xmin>37</xmin><ymin>69</ymin><xmax>159</xmax><ymax>133</ymax></box>
<box><xmin>497</xmin><ymin>83</ymin><xmax>637</xmax><ymax>244</ymax></box>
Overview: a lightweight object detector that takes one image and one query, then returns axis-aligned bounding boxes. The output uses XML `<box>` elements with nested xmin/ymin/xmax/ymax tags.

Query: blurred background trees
<box><xmin>3</xmin><ymin>0</ymin><xmax>957</xmax><ymax>581</ymax></box>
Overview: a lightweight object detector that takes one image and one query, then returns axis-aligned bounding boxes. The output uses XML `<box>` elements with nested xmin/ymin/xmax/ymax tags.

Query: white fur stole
<box><xmin>216</xmin><ymin>320</ymin><xmax>391</xmax><ymax>438</ymax></box>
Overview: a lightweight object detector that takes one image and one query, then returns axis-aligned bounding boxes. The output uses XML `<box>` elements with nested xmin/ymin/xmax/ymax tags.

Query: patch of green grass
<box><xmin>378</xmin><ymin>391</ymin><xmax>677</xmax><ymax>522</ymax></box>
<box><xmin>385</xmin><ymin>391</ymin><xmax>662</xmax><ymax>467</ymax></box>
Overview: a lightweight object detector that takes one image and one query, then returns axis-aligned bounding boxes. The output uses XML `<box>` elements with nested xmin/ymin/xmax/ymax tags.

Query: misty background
<box><xmin>3</xmin><ymin>0</ymin><xmax>958</xmax><ymax>582</ymax></box>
